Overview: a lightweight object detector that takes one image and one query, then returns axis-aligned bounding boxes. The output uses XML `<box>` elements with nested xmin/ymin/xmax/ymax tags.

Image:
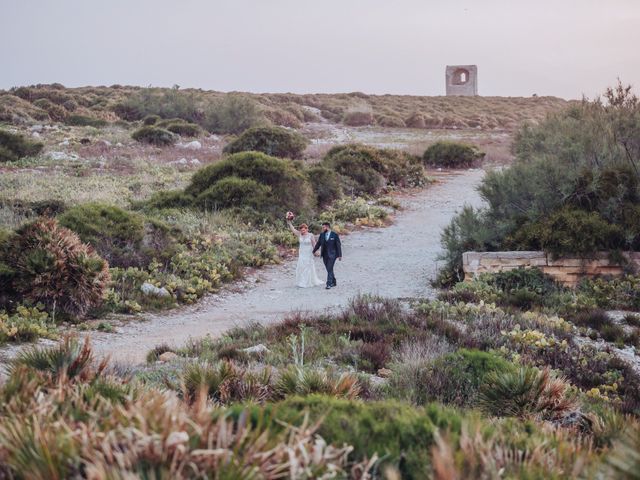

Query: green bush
<box><xmin>142</xmin><ymin>114</ymin><xmax>160</xmax><ymax>126</ymax></box>
<box><xmin>3</xmin><ymin>219</ymin><xmax>110</xmax><ymax>319</ymax></box>
<box><xmin>509</xmin><ymin>208</ymin><xmax>625</xmax><ymax>258</ymax></box>
<box><xmin>223</xmin><ymin>126</ymin><xmax>308</xmax><ymax>158</ymax></box>
<box><xmin>422</xmin><ymin>141</ymin><xmax>485</xmax><ymax>168</ymax></box>
<box><xmin>387</xmin><ymin>349</ymin><xmax>516</xmax><ymax>407</ymax></box>
<box><xmin>58</xmin><ymin>203</ymin><xmax>147</xmax><ymax>268</ymax></box>
<box><xmin>113</xmin><ymin>87</ymin><xmax>202</xmax><ymax>123</ymax></box>
<box><xmin>0</xmin><ymin>129</ymin><xmax>44</xmax><ymax>162</ymax></box>
<box><xmin>144</xmin><ymin>190</ymin><xmax>195</xmax><ymax>210</ymax></box>
<box><xmin>195</xmin><ymin>177</ymin><xmax>271</xmax><ymax>210</ymax></box>
<box><xmin>156</xmin><ymin>118</ymin><xmax>201</xmax><ymax>137</ymax></box>
<box><xmin>322</xmin><ymin>144</ymin><xmax>425</xmax><ymax>195</ymax></box>
<box><xmin>186</xmin><ymin>151</ymin><xmax>313</xmax><ymax>217</ymax></box>
<box><xmin>131</xmin><ymin>125</ymin><xmax>177</xmax><ymax>146</ymax></box>
<box><xmin>225</xmin><ymin>395</ymin><xmax>464</xmax><ymax>479</ymax></box>
<box><xmin>306</xmin><ymin>166</ymin><xmax>342</xmax><ymax>207</ymax></box>
<box><xmin>203</xmin><ymin>94</ymin><xmax>266</xmax><ymax>134</ymax></box>
<box><xmin>64</xmin><ymin>114</ymin><xmax>108</xmax><ymax>128</ymax></box>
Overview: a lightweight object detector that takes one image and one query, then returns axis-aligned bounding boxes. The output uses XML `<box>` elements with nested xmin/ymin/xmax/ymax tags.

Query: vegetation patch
<box><xmin>422</xmin><ymin>141</ymin><xmax>485</xmax><ymax>168</ymax></box>
<box><xmin>0</xmin><ymin>129</ymin><xmax>44</xmax><ymax>163</ymax></box>
<box><xmin>223</xmin><ymin>126</ymin><xmax>308</xmax><ymax>158</ymax></box>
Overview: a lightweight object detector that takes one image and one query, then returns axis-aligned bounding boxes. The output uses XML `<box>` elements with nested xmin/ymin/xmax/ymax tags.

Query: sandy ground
<box><xmin>71</xmin><ymin>169</ymin><xmax>484</xmax><ymax>364</ymax></box>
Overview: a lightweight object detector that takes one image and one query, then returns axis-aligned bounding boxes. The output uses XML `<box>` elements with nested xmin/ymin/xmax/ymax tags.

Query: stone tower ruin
<box><xmin>445</xmin><ymin>65</ymin><xmax>478</xmax><ymax>96</ymax></box>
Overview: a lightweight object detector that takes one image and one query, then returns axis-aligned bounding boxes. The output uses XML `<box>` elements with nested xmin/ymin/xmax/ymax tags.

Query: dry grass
<box><xmin>1</xmin><ymin>84</ymin><xmax>570</xmax><ymax>132</ymax></box>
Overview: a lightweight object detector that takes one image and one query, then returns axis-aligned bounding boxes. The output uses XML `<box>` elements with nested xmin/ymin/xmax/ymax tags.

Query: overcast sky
<box><xmin>2</xmin><ymin>0</ymin><xmax>639</xmax><ymax>99</ymax></box>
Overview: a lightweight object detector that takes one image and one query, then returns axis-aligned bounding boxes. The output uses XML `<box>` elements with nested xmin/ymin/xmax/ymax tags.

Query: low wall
<box><xmin>462</xmin><ymin>251</ymin><xmax>640</xmax><ymax>287</ymax></box>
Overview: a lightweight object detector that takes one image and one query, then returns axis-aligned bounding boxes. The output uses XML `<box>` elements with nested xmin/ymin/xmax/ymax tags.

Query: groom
<box><xmin>313</xmin><ymin>222</ymin><xmax>342</xmax><ymax>289</ymax></box>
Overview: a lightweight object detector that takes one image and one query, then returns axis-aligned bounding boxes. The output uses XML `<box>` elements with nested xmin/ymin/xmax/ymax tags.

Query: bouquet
<box><xmin>286</xmin><ymin>211</ymin><xmax>295</xmax><ymax>221</ymax></box>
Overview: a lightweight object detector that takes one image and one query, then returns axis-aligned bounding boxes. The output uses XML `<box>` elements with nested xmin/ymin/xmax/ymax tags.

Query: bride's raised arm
<box><xmin>287</xmin><ymin>220</ymin><xmax>300</xmax><ymax>236</ymax></box>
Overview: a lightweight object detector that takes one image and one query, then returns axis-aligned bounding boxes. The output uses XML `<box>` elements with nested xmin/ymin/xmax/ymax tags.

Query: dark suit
<box><xmin>313</xmin><ymin>230</ymin><xmax>342</xmax><ymax>287</ymax></box>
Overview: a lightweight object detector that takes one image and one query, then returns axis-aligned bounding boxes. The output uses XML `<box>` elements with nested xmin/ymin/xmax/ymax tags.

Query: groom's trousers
<box><xmin>323</xmin><ymin>255</ymin><xmax>337</xmax><ymax>286</ymax></box>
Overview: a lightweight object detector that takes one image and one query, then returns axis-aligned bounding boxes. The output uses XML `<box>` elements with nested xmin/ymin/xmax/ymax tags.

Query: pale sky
<box><xmin>2</xmin><ymin>0</ymin><xmax>639</xmax><ymax>99</ymax></box>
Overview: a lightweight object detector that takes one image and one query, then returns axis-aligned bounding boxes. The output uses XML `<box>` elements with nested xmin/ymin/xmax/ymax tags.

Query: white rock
<box><xmin>140</xmin><ymin>282</ymin><xmax>171</xmax><ymax>297</ymax></box>
<box><xmin>48</xmin><ymin>151</ymin><xmax>79</xmax><ymax>161</ymax></box>
<box><xmin>180</xmin><ymin>140</ymin><xmax>202</xmax><ymax>150</ymax></box>
<box><xmin>242</xmin><ymin>344</ymin><xmax>270</xmax><ymax>355</ymax></box>
<box><xmin>59</xmin><ymin>139</ymin><xmax>70</xmax><ymax>146</ymax></box>
<box><xmin>190</xmin><ymin>158</ymin><xmax>201</xmax><ymax>165</ymax></box>
<box><xmin>115</xmin><ymin>142</ymin><xmax>123</xmax><ymax>147</ymax></box>
<box><xmin>98</xmin><ymin>139</ymin><xmax>112</xmax><ymax>147</ymax></box>
<box><xmin>31</xmin><ymin>132</ymin><xmax>41</xmax><ymax>138</ymax></box>
<box><xmin>30</xmin><ymin>124</ymin><xmax>43</xmax><ymax>132</ymax></box>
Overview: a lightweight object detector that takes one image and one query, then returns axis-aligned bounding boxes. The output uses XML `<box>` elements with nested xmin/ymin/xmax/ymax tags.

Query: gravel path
<box><xmin>1</xmin><ymin>169</ymin><xmax>486</xmax><ymax>365</ymax></box>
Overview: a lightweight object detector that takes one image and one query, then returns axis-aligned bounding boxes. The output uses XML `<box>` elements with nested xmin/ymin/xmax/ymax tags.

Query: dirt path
<box><xmin>79</xmin><ymin>169</ymin><xmax>484</xmax><ymax>364</ymax></box>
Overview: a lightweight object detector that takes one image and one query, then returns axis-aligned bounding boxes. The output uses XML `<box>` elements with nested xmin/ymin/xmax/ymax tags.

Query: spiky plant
<box><xmin>274</xmin><ymin>366</ymin><xmax>361</xmax><ymax>400</ymax></box>
<box><xmin>10</xmin><ymin>336</ymin><xmax>103</xmax><ymax>383</ymax></box>
<box><xmin>181</xmin><ymin>361</ymin><xmax>237</xmax><ymax>402</ymax></box>
<box><xmin>478</xmin><ymin>367</ymin><xmax>576</xmax><ymax>420</ymax></box>
<box><xmin>605</xmin><ymin>424</ymin><xmax>640</xmax><ymax>479</ymax></box>
<box><xmin>7</xmin><ymin>218</ymin><xmax>110</xmax><ymax>319</ymax></box>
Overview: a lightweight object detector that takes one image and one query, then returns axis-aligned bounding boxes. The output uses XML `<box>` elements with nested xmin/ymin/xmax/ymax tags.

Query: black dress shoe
<box><xmin>325</xmin><ymin>285</ymin><xmax>331</xmax><ymax>289</ymax></box>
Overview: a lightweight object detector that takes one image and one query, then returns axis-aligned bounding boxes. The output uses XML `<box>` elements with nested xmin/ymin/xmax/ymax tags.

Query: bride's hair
<box><xmin>298</xmin><ymin>223</ymin><xmax>308</xmax><ymax>230</ymax></box>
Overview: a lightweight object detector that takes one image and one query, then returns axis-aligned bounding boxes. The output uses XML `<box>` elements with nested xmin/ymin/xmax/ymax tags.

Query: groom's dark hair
<box><xmin>322</xmin><ymin>222</ymin><xmax>331</xmax><ymax>227</ymax></box>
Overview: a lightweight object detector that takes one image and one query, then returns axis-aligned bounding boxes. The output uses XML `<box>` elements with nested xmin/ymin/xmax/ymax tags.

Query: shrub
<box><xmin>145</xmin><ymin>190</ymin><xmax>195</xmax><ymax>210</ymax></box>
<box><xmin>3</xmin><ymin>218</ymin><xmax>110</xmax><ymax>319</ymax></box>
<box><xmin>376</xmin><ymin>115</ymin><xmax>405</xmax><ymax>128</ymax></box>
<box><xmin>142</xmin><ymin>114</ymin><xmax>160</xmax><ymax>125</ymax></box>
<box><xmin>64</xmin><ymin>114</ymin><xmax>108</xmax><ymax>127</ymax></box>
<box><xmin>113</xmin><ymin>87</ymin><xmax>202</xmax><ymax>123</ymax></box>
<box><xmin>186</xmin><ymin>151</ymin><xmax>313</xmax><ymax>217</ymax></box>
<box><xmin>156</xmin><ymin>118</ymin><xmax>201</xmax><ymax>137</ymax></box>
<box><xmin>0</xmin><ymin>305</ymin><xmax>56</xmax><ymax>344</ymax></box>
<box><xmin>478</xmin><ymin>367</ymin><xmax>576</xmax><ymax>420</ymax></box>
<box><xmin>228</xmin><ymin>395</ymin><xmax>463</xmax><ymax>479</ymax></box>
<box><xmin>223</xmin><ymin>126</ymin><xmax>308</xmax><ymax>158</ymax></box>
<box><xmin>423</xmin><ymin>141</ymin><xmax>485</xmax><ymax>168</ymax></box>
<box><xmin>306</xmin><ymin>166</ymin><xmax>342</xmax><ymax>207</ymax></box>
<box><xmin>0</xmin><ymin>129</ymin><xmax>44</xmax><ymax>162</ymax></box>
<box><xmin>387</xmin><ymin>349</ymin><xmax>515</xmax><ymax>407</ymax></box>
<box><xmin>405</xmin><ymin>112</ymin><xmax>426</xmax><ymax>128</ymax></box>
<box><xmin>58</xmin><ymin>203</ymin><xmax>147</xmax><ymax>268</ymax></box>
<box><xmin>342</xmin><ymin>110</ymin><xmax>374</xmax><ymax>126</ymax></box>
<box><xmin>203</xmin><ymin>94</ymin><xmax>266</xmax><ymax>134</ymax></box>
<box><xmin>10</xmin><ymin>336</ymin><xmax>96</xmax><ymax>381</ymax></box>
<box><xmin>32</xmin><ymin>98</ymin><xmax>68</xmax><ymax>121</ymax></box>
<box><xmin>323</xmin><ymin>144</ymin><xmax>424</xmax><ymax>195</ymax></box>
<box><xmin>436</xmin><ymin>206</ymin><xmax>500</xmax><ymax>286</ymax></box>
<box><xmin>510</xmin><ymin>208</ymin><xmax>625</xmax><ymax>258</ymax></box>
<box><xmin>195</xmin><ymin>177</ymin><xmax>271</xmax><ymax>210</ymax></box>
<box><xmin>131</xmin><ymin>125</ymin><xmax>177</xmax><ymax>146</ymax></box>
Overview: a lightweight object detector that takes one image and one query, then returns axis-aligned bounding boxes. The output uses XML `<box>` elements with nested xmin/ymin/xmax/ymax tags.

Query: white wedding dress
<box><xmin>296</xmin><ymin>234</ymin><xmax>324</xmax><ymax>288</ymax></box>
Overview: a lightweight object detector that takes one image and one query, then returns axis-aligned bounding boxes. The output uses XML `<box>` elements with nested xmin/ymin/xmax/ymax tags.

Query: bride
<box><xmin>287</xmin><ymin>215</ymin><xmax>324</xmax><ymax>288</ymax></box>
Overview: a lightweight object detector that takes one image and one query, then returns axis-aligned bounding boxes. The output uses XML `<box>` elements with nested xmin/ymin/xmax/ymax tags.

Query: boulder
<box><xmin>140</xmin><ymin>282</ymin><xmax>171</xmax><ymax>297</ymax></box>
<box><xmin>377</xmin><ymin>368</ymin><xmax>392</xmax><ymax>378</ymax></box>
<box><xmin>180</xmin><ymin>140</ymin><xmax>202</xmax><ymax>150</ymax></box>
<box><xmin>242</xmin><ymin>344</ymin><xmax>270</xmax><ymax>355</ymax></box>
